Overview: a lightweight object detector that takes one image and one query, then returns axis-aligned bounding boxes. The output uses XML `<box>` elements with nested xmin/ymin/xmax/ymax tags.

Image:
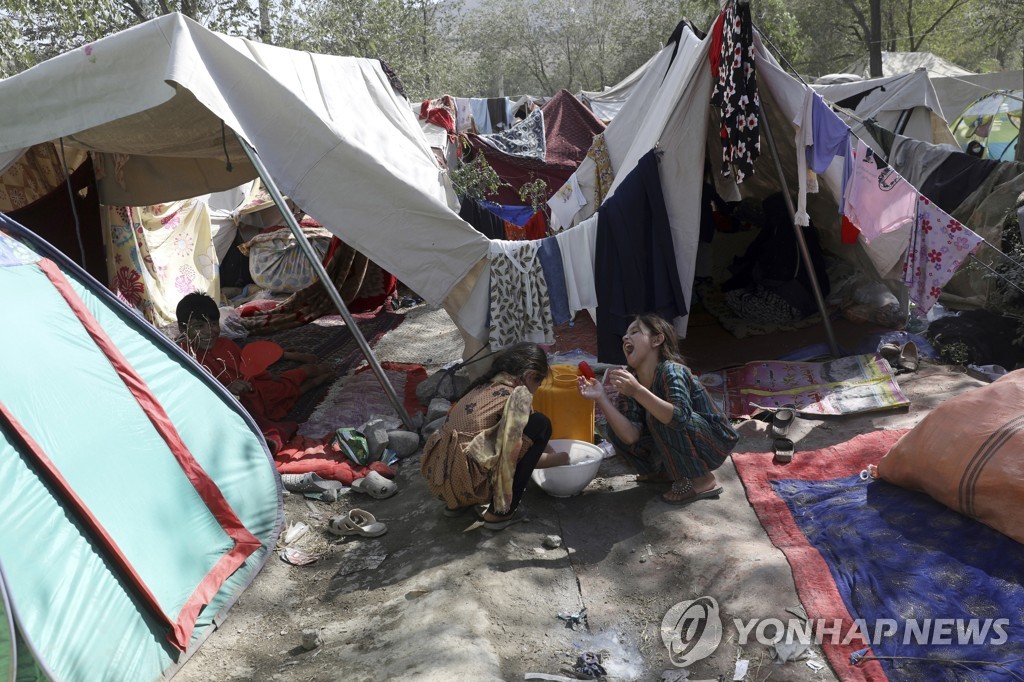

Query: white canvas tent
<box><xmin>579</xmin><ymin>52</ymin><xmax>659</xmax><ymax>122</ymax></box>
<box><xmin>0</xmin><ymin>12</ymin><xmax>489</xmax><ymax>325</ymax></box>
<box><xmin>813</xmin><ymin>69</ymin><xmax>959</xmax><ymax>157</ymax></box>
<box><xmin>555</xmin><ymin>21</ymin><xmax>912</xmax><ymax>339</ymax></box>
<box><xmin>0</xmin><ymin>12</ymin><xmax>502</xmax><ymax>417</ymax></box>
<box><xmin>931</xmin><ymin>70</ymin><xmax>1024</xmax><ymax>127</ymax></box>
<box><xmin>842</xmin><ymin>51</ymin><xmax>974</xmax><ymax>80</ymax></box>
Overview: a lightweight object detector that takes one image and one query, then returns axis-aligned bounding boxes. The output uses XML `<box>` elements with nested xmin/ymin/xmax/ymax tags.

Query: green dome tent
<box><xmin>0</xmin><ymin>212</ymin><xmax>282</xmax><ymax>680</ymax></box>
<box><xmin>950</xmin><ymin>89</ymin><xmax>1023</xmax><ymax>161</ymax></box>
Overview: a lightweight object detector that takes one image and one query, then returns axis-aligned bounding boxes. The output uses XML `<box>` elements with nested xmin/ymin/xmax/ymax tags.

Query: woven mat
<box><xmin>256</xmin><ymin>311</ymin><xmax>405</xmax><ymax>424</ymax></box>
<box><xmin>298</xmin><ymin>362</ymin><xmax>427</xmax><ymax>437</ymax></box>
<box><xmin>370</xmin><ymin>304</ymin><xmax>463</xmax><ymax>370</ymax></box>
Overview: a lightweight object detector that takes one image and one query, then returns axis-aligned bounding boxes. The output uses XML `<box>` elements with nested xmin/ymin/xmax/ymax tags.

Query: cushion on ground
<box><xmin>878</xmin><ymin>369</ymin><xmax>1024</xmax><ymax>544</ymax></box>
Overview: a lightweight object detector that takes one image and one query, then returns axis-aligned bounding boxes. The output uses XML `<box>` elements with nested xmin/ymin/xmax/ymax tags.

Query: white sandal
<box><xmin>327</xmin><ymin>509</ymin><xmax>387</xmax><ymax>538</ymax></box>
<box><xmin>350</xmin><ymin>471</ymin><xmax>398</xmax><ymax>499</ymax></box>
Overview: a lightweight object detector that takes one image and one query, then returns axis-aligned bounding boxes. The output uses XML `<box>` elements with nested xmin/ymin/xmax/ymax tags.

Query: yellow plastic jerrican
<box><xmin>532</xmin><ymin>364</ymin><xmax>595</xmax><ymax>443</ymax></box>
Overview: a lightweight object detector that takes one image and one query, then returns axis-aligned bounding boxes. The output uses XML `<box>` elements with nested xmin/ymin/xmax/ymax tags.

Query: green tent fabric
<box><xmin>0</xmin><ymin>213</ymin><xmax>282</xmax><ymax>681</ymax></box>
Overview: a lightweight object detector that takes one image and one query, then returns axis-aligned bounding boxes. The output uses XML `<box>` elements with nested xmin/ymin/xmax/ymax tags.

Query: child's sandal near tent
<box><xmin>328</xmin><ymin>510</ymin><xmax>387</xmax><ymax>538</ymax></box>
<box><xmin>350</xmin><ymin>471</ymin><xmax>398</xmax><ymax>499</ymax></box>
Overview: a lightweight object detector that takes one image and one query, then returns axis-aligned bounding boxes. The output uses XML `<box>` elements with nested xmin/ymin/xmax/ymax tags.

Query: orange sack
<box><xmin>877</xmin><ymin>369</ymin><xmax>1024</xmax><ymax>545</ymax></box>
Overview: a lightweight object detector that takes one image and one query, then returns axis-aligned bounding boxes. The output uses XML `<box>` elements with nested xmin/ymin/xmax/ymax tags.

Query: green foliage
<box><xmin>517</xmin><ymin>177</ymin><xmax>548</xmax><ymax>212</ymax></box>
<box><xmin>0</xmin><ymin>0</ymin><xmax>1018</xmax><ymax>95</ymax></box>
<box><xmin>981</xmin><ymin>202</ymin><xmax>1024</xmax><ymax>347</ymax></box>
<box><xmin>936</xmin><ymin>339</ymin><xmax>972</xmax><ymax>366</ymax></box>
<box><xmin>449</xmin><ymin>154</ymin><xmax>505</xmax><ymax>203</ymax></box>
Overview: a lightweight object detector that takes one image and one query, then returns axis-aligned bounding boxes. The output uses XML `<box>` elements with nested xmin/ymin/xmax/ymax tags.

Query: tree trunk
<box><xmin>869</xmin><ymin>0</ymin><xmax>883</xmax><ymax>77</ymax></box>
<box><xmin>259</xmin><ymin>0</ymin><xmax>271</xmax><ymax>43</ymax></box>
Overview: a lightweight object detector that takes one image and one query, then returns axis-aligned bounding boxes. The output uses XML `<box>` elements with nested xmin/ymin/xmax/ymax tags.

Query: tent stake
<box><xmin>757</xmin><ymin>102</ymin><xmax>842</xmax><ymax>357</ymax></box>
<box><xmin>236</xmin><ymin>134</ymin><xmax>414</xmax><ymax>429</ymax></box>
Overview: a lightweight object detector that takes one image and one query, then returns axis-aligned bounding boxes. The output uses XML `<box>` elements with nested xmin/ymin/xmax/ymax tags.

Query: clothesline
<box><xmin>968</xmin><ymin>243</ymin><xmax>1024</xmax><ymax>298</ymax></box>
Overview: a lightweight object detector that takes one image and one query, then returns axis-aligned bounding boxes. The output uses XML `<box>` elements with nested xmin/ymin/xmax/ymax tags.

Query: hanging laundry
<box><xmin>523</xmin><ymin>210</ymin><xmax>548</xmax><ymax>241</ymax></box>
<box><xmin>478</xmin><ymin>108</ymin><xmax>546</xmax><ymax>161</ymax></box>
<box><xmin>587</xmin><ymin>133</ymin><xmax>615</xmax><ymax>209</ymax></box>
<box><xmin>793</xmin><ymin>90</ymin><xmax>854</xmax><ymax>225</ymax></box>
<box><xmin>595</xmin><ymin>151</ymin><xmax>687</xmax><ymax>364</ymax></box>
<box><xmin>480</xmin><ymin>201</ymin><xmax>535</xmax><ymax>227</ymax></box>
<box><xmin>459</xmin><ymin>198</ymin><xmax>507</xmax><ymax>240</ymax></box>
<box><xmin>537</xmin><ymin>237</ymin><xmax>571</xmax><ymax>325</ymax></box>
<box><xmin>844</xmin><ymin>138</ymin><xmax>917</xmax><ymax>243</ymax></box>
<box><xmin>487</xmin><ymin>240</ymin><xmax>554</xmax><ymax>350</ymax></box>
<box><xmin>554</xmin><ymin>214</ymin><xmax>599</xmax><ymax>316</ymax></box>
<box><xmin>710</xmin><ymin>0</ymin><xmax>760</xmax><ymax>183</ymax></box>
<box><xmin>918</xmin><ymin>152</ymin><xmax>1002</xmax><ymax>214</ymax></box>
<box><xmin>419</xmin><ymin>96</ymin><xmax>457</xmax><ymax>134</ymax></box>
<box><xmin>547</xmin><ymin>173</ymin><xmax>588</xmax><ymax>230</ymax></box>
<box><xmin>454</xmin><ymin>97</ymin><xmax>475</xmax><ymax>133</ymax></box>
<box><xmin>504</xmin><ymin>220</ymin><xmax>528</xmax><ymax>241</ymax></box>
<box><xmin>902</xmin><ymin>195</ymin><xmax>984</xmax><ymax>314</ymax></box>
<box><xmin>487</xmin><ymin>97</ymin><xmax>511</xmax><ymax>132</ymax></box>
<box><xmin>469</xmin><ymin>98</ymin><xmax>492</xmax><ymax>134</ymax></box>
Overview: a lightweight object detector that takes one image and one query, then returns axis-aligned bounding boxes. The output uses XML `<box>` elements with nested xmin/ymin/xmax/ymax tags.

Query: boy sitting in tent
<box><xmin>175</xmin><ymin>292</ymin><xmax>335</xmax><ymax>425</ymax></box>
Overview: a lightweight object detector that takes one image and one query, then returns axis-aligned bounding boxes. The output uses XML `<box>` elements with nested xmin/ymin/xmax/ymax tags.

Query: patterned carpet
<box><xmin>248</xmin><ymin>311</ymin><xmax>405</xmax><ymax>424</ymax></box>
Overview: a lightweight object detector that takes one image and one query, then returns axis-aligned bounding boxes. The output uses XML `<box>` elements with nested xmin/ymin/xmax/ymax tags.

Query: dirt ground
<box><xmin>173</xmin><ymin>345</ymin><xmax>986</xmax><ymax>681</ymax></box>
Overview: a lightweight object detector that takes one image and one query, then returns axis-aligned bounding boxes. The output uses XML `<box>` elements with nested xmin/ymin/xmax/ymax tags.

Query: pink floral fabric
<box><xmin>902</xmin><ymin>195</ymin><xmax>984</xmax><ymax>314</ymax></box>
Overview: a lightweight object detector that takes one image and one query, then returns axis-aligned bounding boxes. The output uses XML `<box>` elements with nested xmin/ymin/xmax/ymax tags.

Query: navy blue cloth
<box><xmin>594</xmin><ymin>150</ymin><xmax>687</xmax><ymax>364</ymax></box>
<box><xmin>774</xmin><ymin>474</ymin><xmax>1024</xmax><ymax>681</ymax></box>
<box><xmin>919</xmin><ymin>153</ymin><xmax>1001</xmax><ymax>214</ymax></box>
<box><xmin>458</xmin><ymin>198</ymin><xmax>506</xmax><ymax>240</ymax></box>
<box><xmin>537</xmin><ymin>237</ymin><xmax>570</xmax><ymax>325</ymax></box>
<box><xmin>480</xmin><ymin>201</ymin><xmax>535</xmax><ymax>227</ymax></box>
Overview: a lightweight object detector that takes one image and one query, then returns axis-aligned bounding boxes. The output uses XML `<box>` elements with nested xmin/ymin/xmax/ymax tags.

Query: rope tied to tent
<box><xmin>221</xmin><ymin>121</ymin><xmax>233</xmax><ymax>172</ymax></box>
<box><xmin>426</xmin><ymin>343</ymin><xmax>499</xmax><ymax>404</ymax></box>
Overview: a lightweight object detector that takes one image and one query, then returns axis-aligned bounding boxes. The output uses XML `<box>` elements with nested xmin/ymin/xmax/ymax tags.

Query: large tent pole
<box><xmin>757</xmin><ymin>102</ymin><xmax>842</xmax><ymax>357</ymax></box>
<box><xmin>236</xmin><ymin>135</ymin><xmax>414</xmax><ymax>429</ymax></box>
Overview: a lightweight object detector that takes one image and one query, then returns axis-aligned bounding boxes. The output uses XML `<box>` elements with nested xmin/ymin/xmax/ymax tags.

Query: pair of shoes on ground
<box><xmin>350</xmin><ymin>471</ymin><xmax>398</xmax><ymax>499</ymax></box>
<box><xmin>661</xmin><ymin>479</ymin><xmax>724</xmax><ymax>506</ymax></box>
<box><xmin>327</xmin><ymin>509</ymin><xmax>387</xmax><ymax>538</ymax></box>
<box><xmin>768</xmin><ymin>404</ymin><xmax>797</xmax><ymax>464</ymax></box>
<box><xmin>879</xmin><ymin>341</ymin><xmax>919</xmax><ymax>372</ymax></box>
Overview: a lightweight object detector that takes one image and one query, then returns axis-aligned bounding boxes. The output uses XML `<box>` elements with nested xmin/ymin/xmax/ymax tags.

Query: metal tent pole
<box><xmin>236</xmin><ymin>135</ymin><xmax>414</xmax><ymax>428</ymax></box>
<box><xmin>757</xmin><ymin>102</ymin><xmax>842</xmax><ymax>357</ymax></box>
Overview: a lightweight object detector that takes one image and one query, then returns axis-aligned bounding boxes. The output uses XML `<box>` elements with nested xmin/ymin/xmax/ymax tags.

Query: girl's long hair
<box><xmin>464</xmin><ymin>342</ymin><xmax>549</xmax><ymax>395</ymax></box>
<box><xmin>634</xmin><ymin>313</ymin><xmax>687</xmax><ymax>365</ymax></box>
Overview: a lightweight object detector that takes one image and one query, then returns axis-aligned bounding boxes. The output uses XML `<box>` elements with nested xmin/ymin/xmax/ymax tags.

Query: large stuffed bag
<box><xmin>877</xmin><ymin>369</ymin><xmax>1024</xmax><ymax>544</ymax></box>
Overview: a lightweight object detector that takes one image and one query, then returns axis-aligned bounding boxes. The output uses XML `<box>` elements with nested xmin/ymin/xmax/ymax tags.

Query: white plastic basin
<box><xmin>531</xmin><ymin>439</ymin><xmax>603</xmax><ymax>498</ymax></box>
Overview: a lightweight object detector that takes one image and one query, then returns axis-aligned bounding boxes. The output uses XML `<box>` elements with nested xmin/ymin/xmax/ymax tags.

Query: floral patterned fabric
<box><xmin>0</xmin><ymin>143</ymin><xmax>83</xmax><ymax>212</ymax></box>
<box><xmin>586</xmin><ymin>132</ymin><xmax>615</xmax><ymax>209</ymax></box>
<box><xmin>104</xmin><ymin>199</ymin><xmax>218</xmax><ymax>326</ymax></box>
<box><xmin>902</xmin><ymin>195</ymin><xmax>984</xmax><ymax>314</ymax></box>
<box><xmin>487</xmin><ymin>240</ymin><xmax>554</xmax><ymax>350</ymax></box>
<box><xmin>710</xmin><ymin>0</ymin><xmax>760</xmax><ymax>183</ymax></box>
<box><xmin>238</xmin><ymin>226</ymin><xmax>334</xmax><ymax>294</ymax></box>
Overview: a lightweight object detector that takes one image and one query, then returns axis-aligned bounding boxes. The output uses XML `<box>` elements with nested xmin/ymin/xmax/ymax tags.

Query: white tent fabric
<box><xmin>813</xmin><ymin>69</ymin><xmax>959</xmax><ymax>155</ymax></box>
<box><xmin>579</xmin><ymin>52</ymin><xmax>660</xmax><ymax>121</ymax></box>
<box><xmin>552</xmin><ymin>26</ymin><xmax>865</xmax><ymax>337</ymax></box>
<box><xmin>931</xmin><ymin>70</ymin><xmax>1024</xmax><ymax>125</ymax></box>
<box><xmin>843</xmin><ymin>52</ymin><xmax>974</xmax><ymax>79</ymax></box>
<box><xmin>0</xmin><ymin>13</ymin><xmax>488</xmax><ymax>313</ymax></box>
